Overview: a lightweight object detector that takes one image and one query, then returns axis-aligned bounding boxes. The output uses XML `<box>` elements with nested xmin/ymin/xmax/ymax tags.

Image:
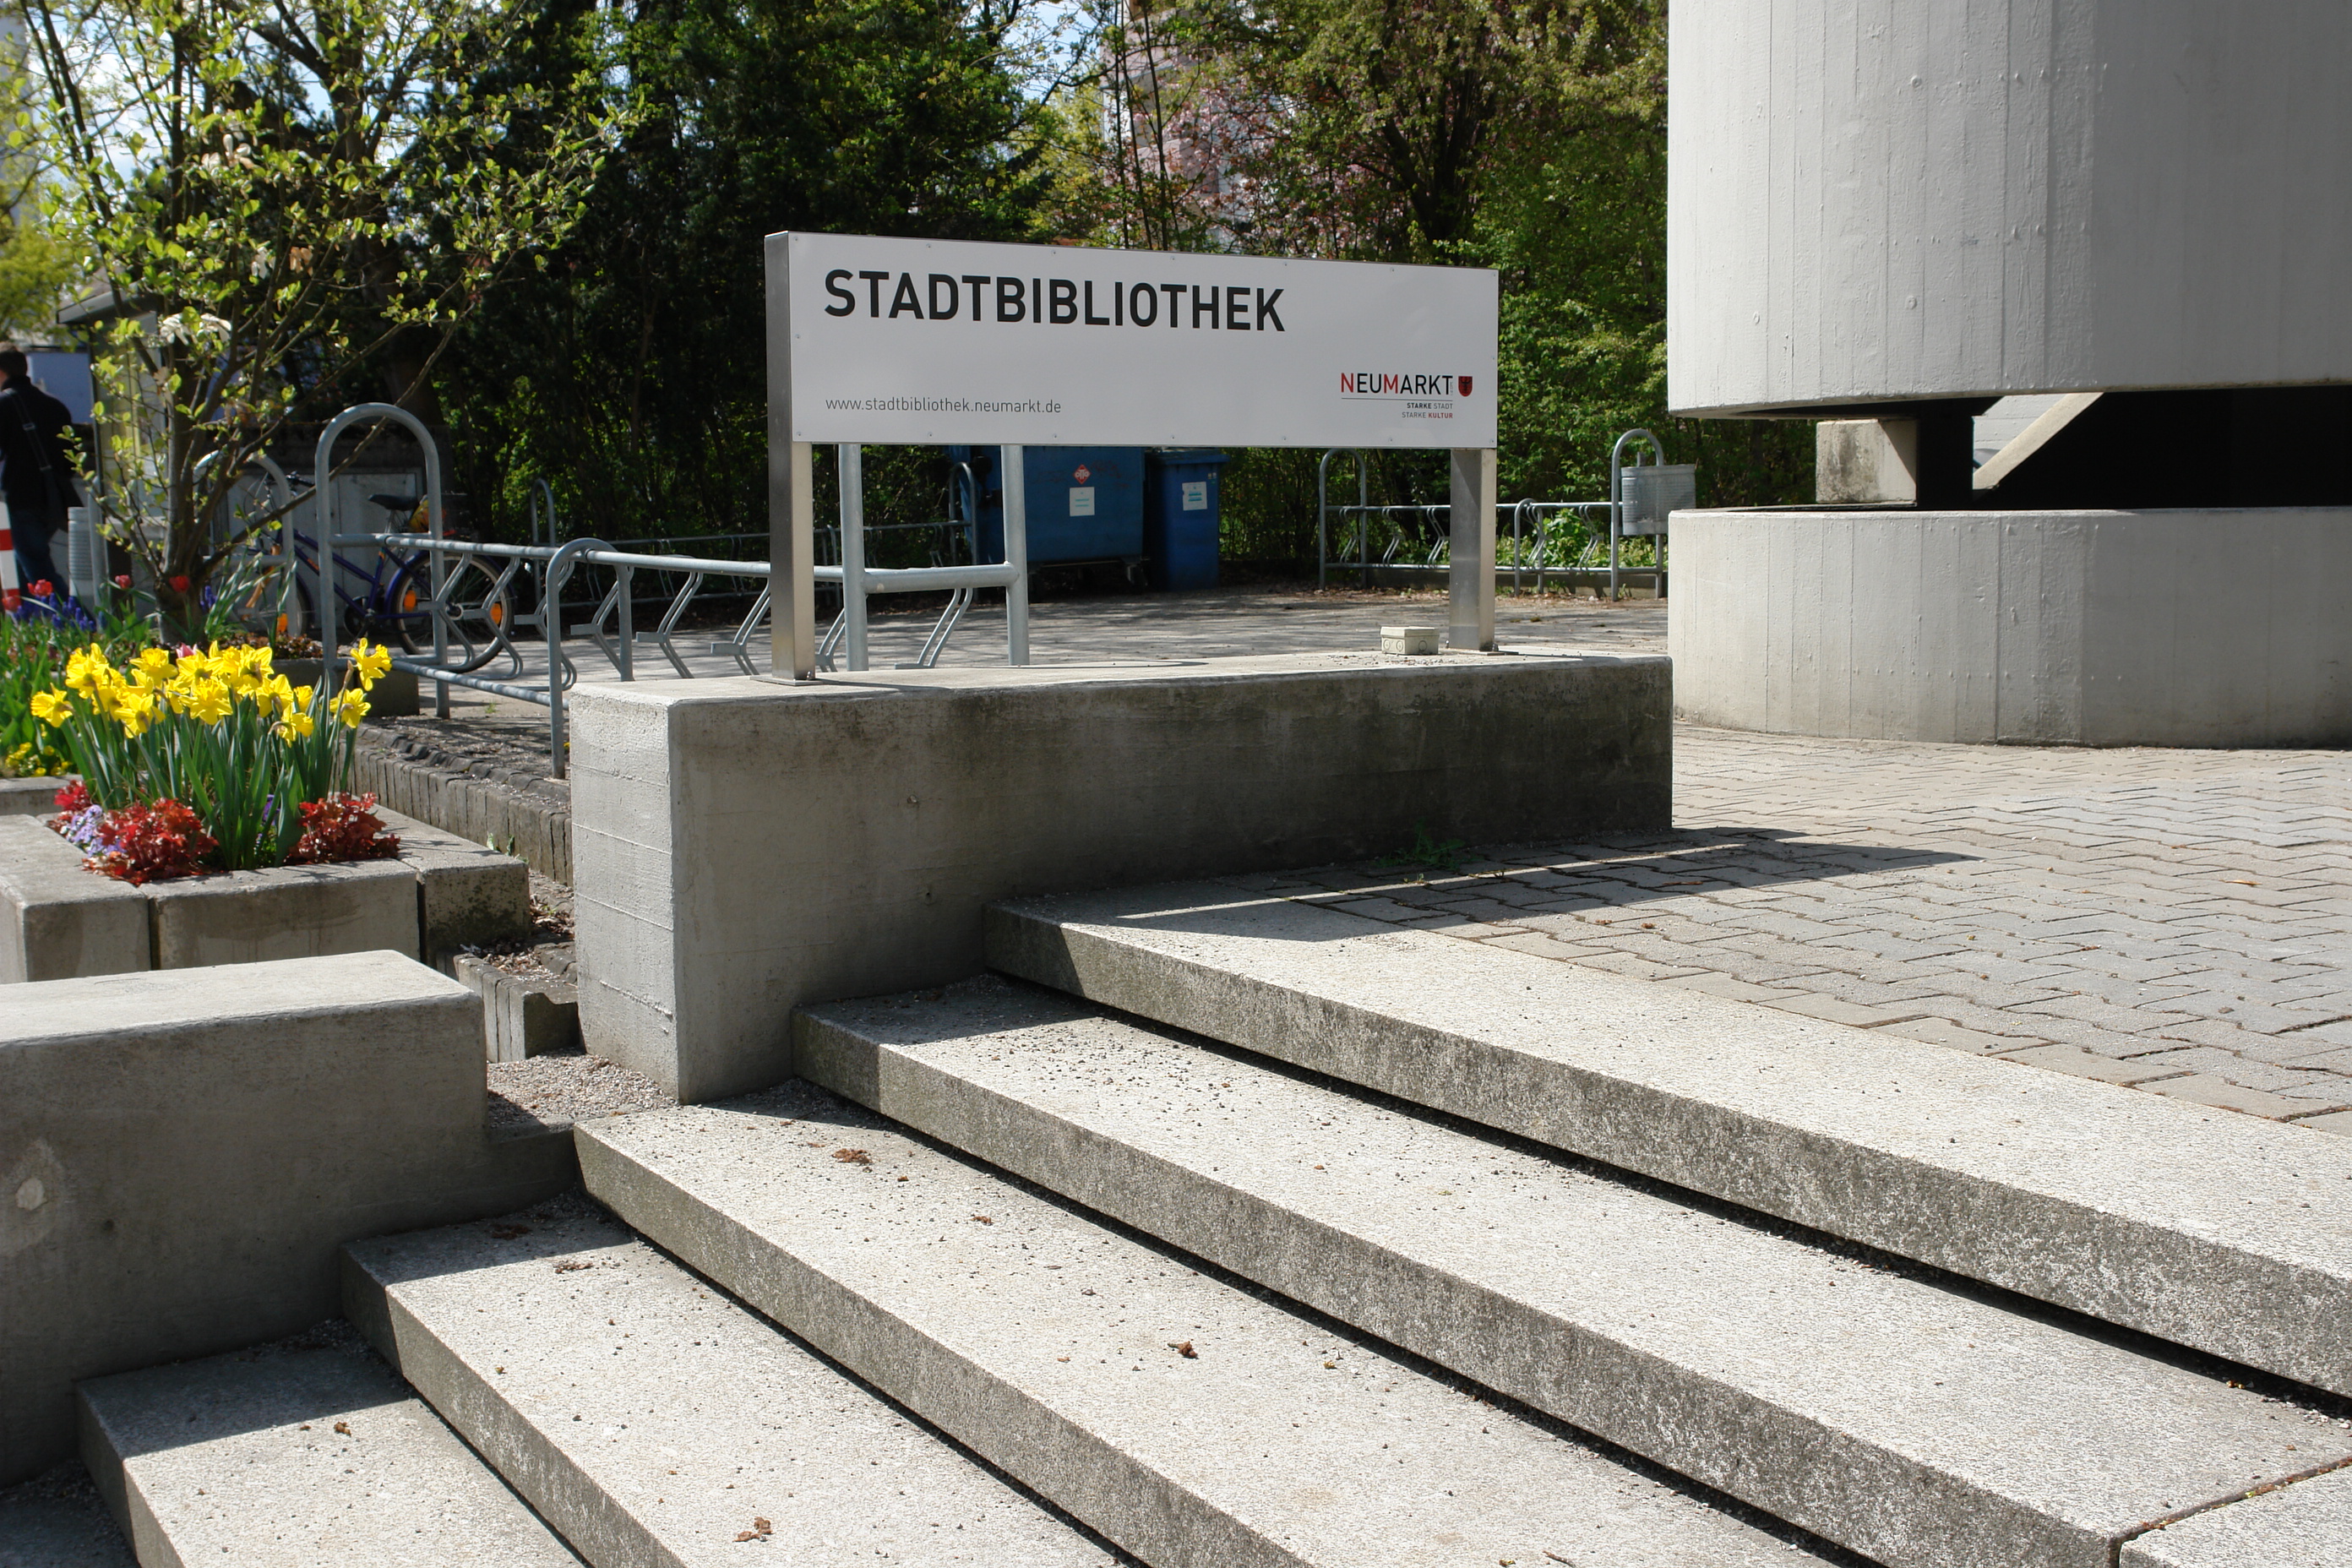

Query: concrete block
<box><xmin>76</xmin><ymin>1334</ymin><xmax>578</xmax><ymax>1566</ymax></box>
<box><xmin>569</xmin><ymin>651</ymin><xmax>1673</xmax><ymax>1102</ymax></box>
<box><xmin>1379</xmin><ymin>624</ymin><xmax>1440</xmax><ymax>655</ymax></box>
<box><xmin>454</xmin><ymin>955</ymin><xmax>580</xmax><ymax>1063</ymax></box>
<box><xmin>344</xmin><ymin>1206</ymin><xmax>1107</xmax><ymax>1567</ymax></box>
<box><xmin>378</xmin><ymin>808</ymin><xmax>532</xmax><ymax>961</ymax></box>
<box><xmin>2295</xmin><ymin>1111</ymin><xmax>2352</xmax><ymax>1138</ymax></box>
<box><xmin>797</xmin><ymin>980</ymin><xmax>2341</xmax><ymax>1568</ymax></box>
<box><xmin>145</xmin><ymin>857</ymin><xmax>419</xmax><ymax>969</ymax></box>
<box><xmin>0</xmin><ymin>953</ymin><xmax>574</xmax><ymax>1484</ymax></box>
<box><xmin>0</xmin><ymin>818</ymin><xmax>150</xmax><ymax>983</ymax></box>
<box><xmin>577</xmin><ymin>1086</ymin><xmax>1839</xmax><ymax>1568</ymax></box>
<box><xmin>986</xmin><ymin>884</ymin><xmax>2352</xmax><ymax>1396</ymax></box>
<box><xmin>2121</xmin><ymin>1467</ymin><xmax>2352</xmax><ymax>1568</ymax></box>
<box><xmin>0</xmin><ymin>778</ymin><xmax>60</xmax><ymax>818</ymax></box>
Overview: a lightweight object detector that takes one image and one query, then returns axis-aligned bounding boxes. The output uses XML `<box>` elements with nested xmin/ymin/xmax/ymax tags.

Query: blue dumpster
<box><xmin>1143</xmin><ymin>449</ymin><xmax>1228</xmax><ymax>591</ymax></box>
<box><xmin>948</xmin><ymin>446</ymin><xmax>1145</xmax><ymax>566</ymax></box>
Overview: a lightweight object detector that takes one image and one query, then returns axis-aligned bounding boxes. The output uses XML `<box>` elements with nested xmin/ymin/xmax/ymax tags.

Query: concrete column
<box><xmin>765</xmin><ymin>233</ymin><xmax>817</xmax><ymax>678</ymax></box>
<box><xmin>1449</xmin><ymin>448</ymin><xmax>1497</xmax><ymax>651</ymax></box>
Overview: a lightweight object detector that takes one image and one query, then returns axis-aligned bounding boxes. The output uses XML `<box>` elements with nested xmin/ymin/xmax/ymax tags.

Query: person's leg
<box><xmin>10</xmin><ymin>498</ymin><xmax>63</xmax><ymax>596</ymax></box>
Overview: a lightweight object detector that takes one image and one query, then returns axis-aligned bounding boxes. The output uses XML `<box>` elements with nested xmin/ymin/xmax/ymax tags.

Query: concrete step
<box><xmin>794</xmin><ymin>978</ymin><xmax>2352</xmax><ymax>1568</ymax></box>
<box><xmin>75</xmin><ymin>1326</ymin><xmax>580</xmax><ymax>1565</ymax></box>
<box><xmin>576</xmin><ymin>1085</ymin><xmax>1847</xmax><ymax>1568</ymax></box>
<box><xmin>343</xmin><ymin>1195</ymin><xmax>1117</xmax><ymax>1567</ymax></box>
<box><xmin>985</xmin><ymin>883</ymin><xmax>2352</xmax><ymax>1395</ymax></box>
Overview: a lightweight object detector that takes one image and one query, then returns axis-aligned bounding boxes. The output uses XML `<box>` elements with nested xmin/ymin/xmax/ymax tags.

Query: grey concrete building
<box><xmin>1665</xmin><ymin>0</ymin><xmax>2352</xmax><ymax>745</ymax></box>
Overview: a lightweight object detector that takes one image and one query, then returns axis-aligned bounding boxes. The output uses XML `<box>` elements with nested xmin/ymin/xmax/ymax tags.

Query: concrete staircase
<box><xmin>74</xmin><ymin>885</ymin><xmax>2352</xmax><ymax>1565</ymax></box>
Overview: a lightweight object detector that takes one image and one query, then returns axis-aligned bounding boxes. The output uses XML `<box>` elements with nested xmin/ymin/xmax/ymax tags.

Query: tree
<box><xmin>16</xmin><ymin>0</ymin><xmax>623</xmax><ymax>627</ymax></box>
<box><xmin>438</xmin><ymin>0</ymin><xmax>1051</xmax><ymax>544</ymax></box>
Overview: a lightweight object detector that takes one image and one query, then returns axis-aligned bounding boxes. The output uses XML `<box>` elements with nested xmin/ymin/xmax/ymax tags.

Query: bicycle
<box><xmin>244</xmin><ymin>493</ymin><xmax>514</xmax><ymax>673</ymax></box>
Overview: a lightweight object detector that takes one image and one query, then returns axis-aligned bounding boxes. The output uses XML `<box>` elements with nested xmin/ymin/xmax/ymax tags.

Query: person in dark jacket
<box><xmin>0</xmin><ymin>346</ymin><xmax>80</xmax><ymax>596</ymax></box>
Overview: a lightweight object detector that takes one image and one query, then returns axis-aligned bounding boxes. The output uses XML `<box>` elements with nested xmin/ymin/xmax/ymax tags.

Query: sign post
<box><xmin>767</xmin><ymin>231</ymin><xmax>1499</xmax><ymax>675</ymax></box>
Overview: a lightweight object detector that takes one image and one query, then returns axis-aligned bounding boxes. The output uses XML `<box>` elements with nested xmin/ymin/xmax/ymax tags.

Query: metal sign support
<box><xmin>1449</xmin><ymin>448</ymin><xmax>1498</xmax><ymax>651</ymax></box>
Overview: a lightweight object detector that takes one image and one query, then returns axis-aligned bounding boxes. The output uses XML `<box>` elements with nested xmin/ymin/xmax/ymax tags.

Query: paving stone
<box><xmin>2292</xmin><ymin>1112</ymin><xmax>2352</xmax><ymax>1138</ymax></box>
<box><xmin>990</xmin><ymin>885</ymin><xmax>2352</xmax><ymax>1396</ymax></box>
<box><xmin>794</xmin><ymin>978</ymin><xmax>2344</xmax><ymax>1568</ymax></box>
<box><xmin>2147</xmin><ymin>1076</ymin><xmax>2332</xmax><ymax>1121</ymax></box>
<box><xmin>1750</xmin><ymin>992</ymin><xmax>1930</xmax><ymax>1028</ymax></box>
<box><xmin>2121</xmin><ymin>1464</ymin><xmax>2352</xmax><ymax>1567</ymax></box>
<box><xmin>1993</xmin><ymin>1044</ymin><xmax>2191</xmax><ymax>1087</ymax></box>
<box><xmin>1876</xmin><ymin>1016</ymin><xmax>2050</xmax><ymax>1054</ymax></box>
<box><xmin>579</xmin><ymin>1085</ymin><xmax>1846</xmax><ymax>1568</ymax></box>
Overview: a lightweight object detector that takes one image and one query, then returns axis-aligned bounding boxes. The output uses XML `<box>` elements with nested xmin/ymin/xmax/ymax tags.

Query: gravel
<box><xmin>488</xmin><ymin>1050</ymin><xmax>671</xmax><ymax>1134</ymax></box>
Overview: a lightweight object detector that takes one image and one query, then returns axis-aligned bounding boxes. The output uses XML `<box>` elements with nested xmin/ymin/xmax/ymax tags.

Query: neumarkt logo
<box><xmin>824</xmin><ymin>269</ymin><xmax>1286</xmax><ymax>332</ymax></box>
<box><xmin>1340</xmin><ymin>373</ymin><xmax>1473</xmax><ymax>399</ymax></box>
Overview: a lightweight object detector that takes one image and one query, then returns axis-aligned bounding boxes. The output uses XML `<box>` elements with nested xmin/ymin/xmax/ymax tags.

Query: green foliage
<box><xmin>440</xmin><ymin>0</ymin><xmax>1048</xmax><ymax>543</ymax></box>
<box><xmin>19</xmin><ymin>0</ymin><xmax>624</xmax><ymax>624</ymax></box>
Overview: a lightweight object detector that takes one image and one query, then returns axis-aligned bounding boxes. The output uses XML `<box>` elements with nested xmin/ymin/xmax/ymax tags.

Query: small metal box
<box><xmin>1620</xmin><ymin>464</ymin><xmax>1697</xmax><ymax>536</ymax></box>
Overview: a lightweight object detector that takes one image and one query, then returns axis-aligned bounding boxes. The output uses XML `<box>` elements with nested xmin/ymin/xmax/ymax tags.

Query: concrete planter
<box><xmin>0</xmin><ymin>806</ymin><xmax>529</xmax><ymax>983</ymax></box>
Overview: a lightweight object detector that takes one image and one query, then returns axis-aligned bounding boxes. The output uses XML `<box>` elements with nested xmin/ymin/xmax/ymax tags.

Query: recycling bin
<box><xmin>1143</xmin><ymin>449</ymin><xmax>1229</xmax><ymax>591</ymax></box>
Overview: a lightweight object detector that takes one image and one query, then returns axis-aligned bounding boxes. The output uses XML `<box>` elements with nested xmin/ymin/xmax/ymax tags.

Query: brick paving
<box><xmin>411</xmin><ymin>585</ymin><xmax>2349</xmax><ymax>1131</ymax></box>
<box><xmin>1242</xmin><ymin>727</ymin><xmax>2351</xmax><ymax>1132</ymax></box>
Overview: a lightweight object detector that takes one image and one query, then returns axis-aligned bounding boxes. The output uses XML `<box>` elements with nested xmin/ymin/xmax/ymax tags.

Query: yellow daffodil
<box><xmin>64</xmin><ymin>648</ymin><xmax>102</xmax><ymax>694</ymax></box>
<box><xmin>275</xmin><ymin>709</ymin><xmax>316</xmax><ymax>741</ymax></box>
<box><xmin>30</xmin><ymin>689</ymin><xmax>72</xmax><ymax>727</ymax></box>
<box><xmin>351</xmin><ymin>640</ymin><xmax>391</xmax><ymax>690</ymax></box>
<box><xmin>188</xmin><ymin>678</ymin><xmax>234</xmax><ymax>725</ymax></box>
<box><xmin>331</xmin><ymin>688</ymin><xmax>369</xmax><ymax>729</ymax></box>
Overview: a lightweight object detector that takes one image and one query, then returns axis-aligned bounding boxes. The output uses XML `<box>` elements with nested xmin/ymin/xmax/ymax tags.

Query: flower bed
<box><xmin>31</xmin><ymin>640</ymin><xmax>400</xmax><ymax>879</ymax></box>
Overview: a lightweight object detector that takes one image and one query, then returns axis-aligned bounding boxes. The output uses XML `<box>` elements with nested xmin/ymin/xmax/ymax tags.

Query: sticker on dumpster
<box><xmin>1073</xmin><ymin>465</ymin><xmax>1092</xmax><ymax>484</ymax></box>
<box><xmin>1181</xmin><ymin>481</ymin><xmax>1207</xmax><ymax>511</ymax></box>
<box><xmin>1069</xmin><ymin>487</ymin><xmax>1096</xmax><ymax>516</ymax></box>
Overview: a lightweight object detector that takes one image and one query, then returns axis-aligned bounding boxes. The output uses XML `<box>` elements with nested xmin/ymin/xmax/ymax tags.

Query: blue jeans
<box><xmin>8</xmin><ymin>495</ymin><xmax>63</xmax><ymax>597</ymax></box>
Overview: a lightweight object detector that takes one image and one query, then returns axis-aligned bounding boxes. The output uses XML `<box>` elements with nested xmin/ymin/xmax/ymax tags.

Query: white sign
<box><xmin>1181</xmin><ymin>481</ymin><xmax>1207</xmax><ymax>511</ymax></box>
<box><xmin>772</xmin><ymin>231</ymin><xmax>1497</xmax><ymax>449</ymax></box>
<box><xmin>1068</xmin><ymin>487</ymin><xmax>1095</xmax><ymax>516</ymax></box>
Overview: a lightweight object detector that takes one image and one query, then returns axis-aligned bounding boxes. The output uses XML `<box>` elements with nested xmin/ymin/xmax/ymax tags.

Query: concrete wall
<box><xmin>0</xmin><ymin>953</ymin><xmax>574</xmax><ymax>1484</ymax></box>
<box><xmin>1668</xmin><ymin>508</ymin><xmax>2352</xmax><ymax>745</ymax></box>
<box><xmin>1668</xmin><ymin>1</ymin><xmax>2352</xmax><ymax>414</ymax></box>
<box><xmin>570</xmin><ymin>652</ymin><xmax>1672</xmax><ymax>1102</ymax></box>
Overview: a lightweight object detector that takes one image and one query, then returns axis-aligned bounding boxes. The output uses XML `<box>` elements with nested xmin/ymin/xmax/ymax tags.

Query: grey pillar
<box><xmin>1448</xmin><ymin>448</ymin><xmax>1497</xmax><ymax>651</ymax></box>
<box><xmin>765</xmin><ymin>233</ymin><xmax>817</xmax><ymax>678</ymax></box>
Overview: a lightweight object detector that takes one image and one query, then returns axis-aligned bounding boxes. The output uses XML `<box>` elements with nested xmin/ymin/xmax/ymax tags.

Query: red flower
<box><xmin>112</xmin><ymin>574</ymin><xmax>130</xmax><ymax>589</ymax></box>
<box><xmin>84</xmin><ymin>798</ymin><xmax>217</xmax><ymax>885</ymax></box>
<box><xmin>28</xmin><ymin>580</ymin><xmax>51</xmax><ymax>598</ymax></box>
<box><xmin>53</xmin><ymin>780</ymin><xmax>90</xmax><ymax>814</ymax></box>
<box><xmin>168</xmin><ymin>574</ymin><xmax>191</xmax><ymax>593</ymax></box>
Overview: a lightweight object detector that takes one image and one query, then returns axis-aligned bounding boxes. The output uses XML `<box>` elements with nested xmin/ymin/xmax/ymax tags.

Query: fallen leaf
<box><xmin>754</xmin><ymin>1517</ymin><xmax>771</xmax><ymax>1533</ymax></box>
<box><xmin>972</xmin><ymin>1215</ymin><xmax>993</xmax><ymax>1224</ymax></box>
<box><xmin>1170</xmin><ymin>1340</ymin><xmax>1197</xmax><ymax>1358</ymax></box>
<box><xmin>734</xmin><ymin>1531</ymin><xmax>759</xmax><ymax>1543</ymax></box>
<box><xmin>555</xmin><ymin>1260</ymin><xmax>591</xmax><ymax>1273</ymax></box>
<box><xmin>332</xmin><ymin>1421</ymin><xmax>350</xmax><ymax>1435</ymax></box>
<box><xmin>832</xmin><ymin>1148</ymin><xmax>871</xmax><ymax>1164</ymax></box>
<box><xmin>489</xmin><ymin>1223</ymin><xmax>530</xmax><ymax>1240</ymax></box>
